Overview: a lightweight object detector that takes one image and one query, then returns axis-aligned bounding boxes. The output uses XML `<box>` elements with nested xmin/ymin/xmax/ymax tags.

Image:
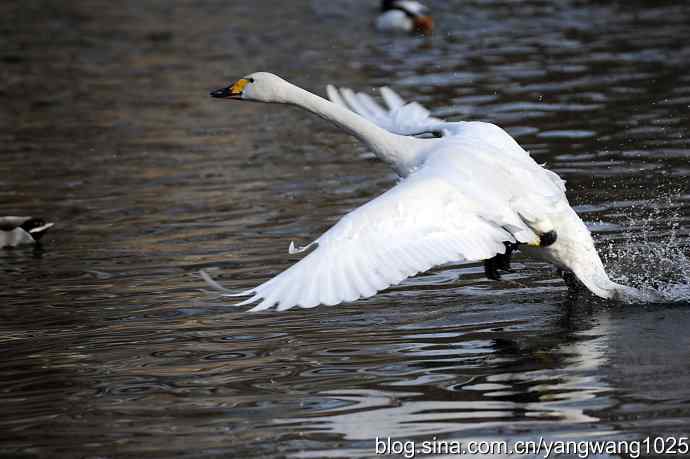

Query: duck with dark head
<box><xmin>377</xmin><ymin>0</ymin><xmax>434</xmax><ymax>35</ymax></box>
<box><xmin>0</xmin><ymin>216</ymin><xmax>54</xmax><ymax>248</ymax></box>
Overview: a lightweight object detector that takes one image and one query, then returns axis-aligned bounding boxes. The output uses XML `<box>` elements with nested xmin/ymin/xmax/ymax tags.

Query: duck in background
<box><xmin>0</xmin><ymin>216</ymin><xmax>54</xmax><ymax>248</ymax></box>
<box><xmin>376</xmin><ymin>0</ymin><xmax>434</xmax><ymax>35</ymax></box>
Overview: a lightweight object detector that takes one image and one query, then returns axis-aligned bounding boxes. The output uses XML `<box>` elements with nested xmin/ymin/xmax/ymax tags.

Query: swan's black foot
<box><xmin>484</xmin><ymin>243</ymin><xmax>516</xmax><ymax>281</ymax></box>
<box><xmin>496</xmin><ymin>242</ymin><xmax>515</xmax><ymax>271</ymax></box>
<box><xmin>557</xmin><ymin>268</ymin><xmax>580</xmax><ymax>290</ymax></box>
<box><xmin>484</xmin><ymin>257</ymin><xmax>501</xmax><ymax>280</ymax></box>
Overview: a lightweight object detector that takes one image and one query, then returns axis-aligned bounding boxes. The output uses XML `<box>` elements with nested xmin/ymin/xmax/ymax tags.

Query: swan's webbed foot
<box><xmin>560</xmin><ymin>269</ymin><xmax>583</xmax><ymax>302</ymax></box>
<box><xmin>484</xmin><ymin>243</ymin><xmax>517</xmax><ymax>281</ymax></box>
<box><xmin>496</xmin><ymin>242</ymin><xmax>515</xmax><ymax>271</ymax></box>
<box><xmin>484</xmin><ymin>257</ymin><xmax>501</xmax><ymax>280</ymax></box>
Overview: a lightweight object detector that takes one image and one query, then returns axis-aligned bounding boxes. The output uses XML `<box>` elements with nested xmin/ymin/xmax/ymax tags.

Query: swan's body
<box><xmin>0</xmin><ymin>216</ymin><xmax>53</xmax><ymax>248</ymax></box>
<box><xmin>376</xmin><ymin>0</ymin><xmax>433</xmax><ymax>35</ymax></box>
<box><xmin>207</xmin><ymin>72</ymin><xmax>642</xmax><ymax>311</ymax></box>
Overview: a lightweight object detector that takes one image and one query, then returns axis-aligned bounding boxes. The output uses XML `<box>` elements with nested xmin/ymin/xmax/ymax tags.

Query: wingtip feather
<box><xmin>200</xmin><ymin>269</ymin><xmax>255</xmax><ymax>299</ymax></box>
<box><xmin>380</xmin><ymin>86</ymin><xmax>405</xmax><ymax>110</ymax></box>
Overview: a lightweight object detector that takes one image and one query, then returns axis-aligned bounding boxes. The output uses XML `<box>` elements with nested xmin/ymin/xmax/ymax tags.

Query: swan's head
<box><xmin>210</xmin><ymin>72</ymin><xmax>291</xmax><ymax>103</ymax></box>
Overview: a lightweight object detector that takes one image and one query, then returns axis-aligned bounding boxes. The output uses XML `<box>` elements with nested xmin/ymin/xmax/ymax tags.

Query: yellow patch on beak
<box><xmin>527</xmin><ymin>239</ymin><xmax>541</xmax><ymax>248</ymax></box>
<box><xmin>230</xmin><ymin>78</ymin><xmax>250</xmax><ymax>96</ymax></box>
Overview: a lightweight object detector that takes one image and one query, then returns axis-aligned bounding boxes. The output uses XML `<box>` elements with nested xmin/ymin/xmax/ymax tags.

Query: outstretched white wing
<box><xmin>327</xmin><ymin>85</ymin><xmax>446</xmax><ymax>136</ymax></box>
<box><xmin>210</xmin><ymin>139</ymin><xmax>566</xmax><ymax>312</ymax></box>
<box><xmin>327</xmin><ymin>84</ymin><xmax>564</xmax><ymax>182</ymax></box>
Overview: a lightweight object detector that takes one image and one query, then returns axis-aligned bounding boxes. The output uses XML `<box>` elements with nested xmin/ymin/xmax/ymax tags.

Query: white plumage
<box><xmin>207</xmin><ymin>72</ymin><xmax>649</xmax><ymax>311</ymax></box>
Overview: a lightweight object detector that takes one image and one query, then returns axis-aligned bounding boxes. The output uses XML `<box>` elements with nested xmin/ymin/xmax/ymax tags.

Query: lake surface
<box><xmin>1</xmin><ymin>0</ymin><xmax>689</xmax><ymax>457</ymax></box>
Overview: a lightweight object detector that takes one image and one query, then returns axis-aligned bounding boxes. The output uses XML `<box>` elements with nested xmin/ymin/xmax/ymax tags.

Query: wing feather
<box><xmin>354</xmin><ymin>91</ymin><xmax>390</xmax><ymax>120</ymax></box>
<box><xmin>328</xmin><ymin>85</ymin><xmax>444</xmax><ymax>136</ymax></box>
<box><xmin>216</xmin><ymin>150</ymin><xmax>559</xmax><ymax>311</ymax></box>
<box><xmin>327</xmin><ymin>84</ymin><xmax>561</xmax><ymax>166</ymax></box>
<box><xmin>380</xmin><ymin>86</ymin><xmax>406</xmax><ymax>111</ymax></box>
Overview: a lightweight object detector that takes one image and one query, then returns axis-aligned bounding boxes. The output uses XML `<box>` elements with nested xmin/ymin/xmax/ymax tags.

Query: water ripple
<box><xmin>1</xmin><ymin>0</ymin><xmax>689</xmax><ymax>457</ymax></box>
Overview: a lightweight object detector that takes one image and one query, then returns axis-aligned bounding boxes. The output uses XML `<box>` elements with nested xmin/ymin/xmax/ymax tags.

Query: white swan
<box><xmin>207</xmin><ymin>72</ymin><xmax>644</xmax><ymax>311</ymax></box>
<box><xmin>1</xmin><ymin>216</ymin><xmax>53</xmax><ymax>248</ymax></box>
<box><xmin>376</xmin><ymin>0</ymin><xmax>433</xmax><ymax>35</ymax></box>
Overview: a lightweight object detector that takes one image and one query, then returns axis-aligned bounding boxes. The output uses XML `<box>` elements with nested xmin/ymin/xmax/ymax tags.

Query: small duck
<box><xmin>0</xmin><ymin>216</ymin><xmax>54</xmax><ymax>248</ymax></box>
<box><xmin>376</xmin><ymin>0</ymin><xmax>434</xmax><ymax>35</ymax></box>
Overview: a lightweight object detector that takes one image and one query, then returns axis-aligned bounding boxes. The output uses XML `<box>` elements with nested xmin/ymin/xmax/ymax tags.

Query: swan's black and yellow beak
<box><xmin>210</xmin><ymin>78</ymin><xmax>249</xmax><ymax>99</ymax></box>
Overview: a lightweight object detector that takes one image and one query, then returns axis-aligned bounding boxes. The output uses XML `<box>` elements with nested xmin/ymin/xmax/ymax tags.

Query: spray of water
<box><xmin>600</xmin><ymin>194</ymin><xmax>690</xmax><ymax>303</ymax></box>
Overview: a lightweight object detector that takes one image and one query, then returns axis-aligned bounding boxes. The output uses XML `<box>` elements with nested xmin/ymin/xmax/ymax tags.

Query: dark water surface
<box><xmin>2</xmin><ymin>0</ymin><xmax>689</xmax><ymax>457</ymax></box>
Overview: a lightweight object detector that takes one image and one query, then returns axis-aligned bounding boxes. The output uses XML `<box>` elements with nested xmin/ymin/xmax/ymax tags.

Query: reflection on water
<box><xmin>1</xmin><ymin>0</ymin><xmax>689</xmax><ymax>457</ymax></box>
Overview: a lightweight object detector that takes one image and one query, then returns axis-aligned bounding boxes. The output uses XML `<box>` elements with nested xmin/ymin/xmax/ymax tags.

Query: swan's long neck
<box><xmin>282</xmin><ymin>84</ymin><xmax>424</xmax><ymax>176</ymax></box>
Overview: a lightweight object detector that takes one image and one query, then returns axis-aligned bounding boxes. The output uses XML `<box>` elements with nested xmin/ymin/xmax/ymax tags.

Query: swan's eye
<box><xmin>248</xmin><ymin>78</ymin><xmax>255</xmax><ymax>83</ymax></box>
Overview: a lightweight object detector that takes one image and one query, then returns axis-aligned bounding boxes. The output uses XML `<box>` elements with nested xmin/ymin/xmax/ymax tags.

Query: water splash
<box><xmin>601</xmin><ymin>195</ymin><xmax>690</xmax><ymax>303</ymax></box>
